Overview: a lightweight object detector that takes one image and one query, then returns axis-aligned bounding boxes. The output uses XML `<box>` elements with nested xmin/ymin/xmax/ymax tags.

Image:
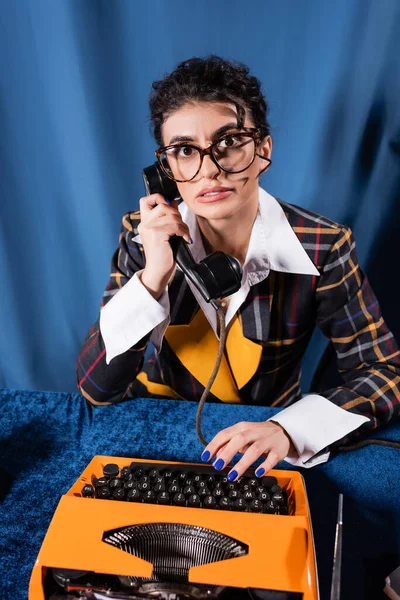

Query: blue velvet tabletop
<box><xmin>0</xmin><ymin>389</ymin><xmax>399</xmax><ymax>600</ymax></box>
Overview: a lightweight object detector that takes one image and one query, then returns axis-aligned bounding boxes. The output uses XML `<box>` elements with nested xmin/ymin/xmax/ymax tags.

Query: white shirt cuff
<box><xmin>268</xmin><ymin>394</ymin><xmax>370</xmax><ymax>468</ymax></box>
<box><xmin>100</xmin><ymin>271</ymin><xmax>170</xmax><ymax>364</ymax></box>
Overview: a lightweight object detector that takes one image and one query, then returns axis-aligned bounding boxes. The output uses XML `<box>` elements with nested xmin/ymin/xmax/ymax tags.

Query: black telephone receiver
<box><xmin>142</xmin><ymin>163</ymin><xmax>242</xmax><ymax>310</ymax></box>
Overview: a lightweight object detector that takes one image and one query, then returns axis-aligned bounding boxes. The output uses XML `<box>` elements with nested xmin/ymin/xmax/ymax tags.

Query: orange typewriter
<box><xmin>29</xmin><ymin>456</ymin><xmax>319</xmax><ymax>600</ymax></box>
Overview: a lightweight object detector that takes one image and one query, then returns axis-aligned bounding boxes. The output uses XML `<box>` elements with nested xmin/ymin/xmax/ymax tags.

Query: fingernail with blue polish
<box><xmin>201</xmin><ymin>450</ymin><xmax>210</xmax><ymax>462</ymax></box>
<box><xmin>190</xmin><ymin>237</ymin><xmax>194</xmax><ymax>244</ymax></box>
<box><xmin>164</xmin><ymin>197</ymin><xmax>172</xmax><ymax>205</ymax></box>
<box><xmin>227</xmin><ymin>470</ymin><xmax>238</xmax><ymax>481</ymax></box>
<box><xmin>213</xmin><ymin>458</ymin><xmax>225</xmax><ymax>471</ymax></box>
<box><xmin>255</xmin><ymin>467</ymin><xmax>265</xmax><ymax>477</ymax></box>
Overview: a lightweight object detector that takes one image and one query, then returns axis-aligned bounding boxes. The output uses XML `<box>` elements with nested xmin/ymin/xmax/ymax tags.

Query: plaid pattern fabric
<box><xmin>76</xmin><ymin>200</ymin><xmax>400</xmax><ymax>446</ymax></box>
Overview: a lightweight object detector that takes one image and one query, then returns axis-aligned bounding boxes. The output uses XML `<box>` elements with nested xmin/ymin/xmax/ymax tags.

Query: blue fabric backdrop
<box><xmin>0</xmin><ymin>0</ymin><xmax>399</xmax><ymax>392</ymax></box>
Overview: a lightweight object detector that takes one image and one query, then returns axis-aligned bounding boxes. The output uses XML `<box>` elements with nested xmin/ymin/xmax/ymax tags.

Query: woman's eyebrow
<box><xmin>167</xmin><ymin>122</ymin><xmax>239</xmax><ymax>145</ymax></box>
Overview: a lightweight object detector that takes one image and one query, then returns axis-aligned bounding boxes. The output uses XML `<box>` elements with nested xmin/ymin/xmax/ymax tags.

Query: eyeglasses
<box><xmin>155</xmin><ymin>127</ymin><xmax>271</xmax><ymax>183</ymax></box>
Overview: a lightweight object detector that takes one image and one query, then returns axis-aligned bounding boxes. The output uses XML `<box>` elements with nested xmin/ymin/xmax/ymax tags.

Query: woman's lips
<box><xmin>196</xmin><ymin>190</ymin><xmax>234</xmax><ymax>203</ymax></box>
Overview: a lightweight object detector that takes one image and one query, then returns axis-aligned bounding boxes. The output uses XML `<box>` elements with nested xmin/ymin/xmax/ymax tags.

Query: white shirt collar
<box><xmin>132</xmin><ymin>186</ymin><xmax>319</xmax><ymax>279</ymax></box>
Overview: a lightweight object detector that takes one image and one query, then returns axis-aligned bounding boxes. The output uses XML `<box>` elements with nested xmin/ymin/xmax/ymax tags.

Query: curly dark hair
<box><xmin>149</xmin><ymin>55</ymin><xmax>270</xmax><ymax>147</ymax></box>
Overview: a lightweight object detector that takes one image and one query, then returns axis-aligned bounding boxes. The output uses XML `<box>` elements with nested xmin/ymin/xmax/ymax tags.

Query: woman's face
<box><xmin>161</xmin><ymin>101</ymin><xmax>272</xmax><ymax>221</ymax></box>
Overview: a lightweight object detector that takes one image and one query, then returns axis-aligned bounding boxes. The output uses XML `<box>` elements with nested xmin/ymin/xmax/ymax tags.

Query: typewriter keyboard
<box><xmin>82</xmin><ymin>460</ymin><xmax>289</xmax><ymax>514</ymax></box>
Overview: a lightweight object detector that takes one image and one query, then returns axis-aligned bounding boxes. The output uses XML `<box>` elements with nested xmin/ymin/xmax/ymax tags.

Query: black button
<box><xmin>149</xmin><ymin>469</ymin><xmax>160</xmax><ymax>479</ymax></box>
<box><xmin>233</xmin><ymin>498</ymin><xmax>247</xmax><ymax>511</ymax></box>
<box><xmin>96</xmin><ymin>486</ymin><xmax>111</xmax><ymax>499</ymax></box>
<box><xmin>228</xmin><ymin>489</ymin><xmax>240</xmax><ymax>500</ymax></box>
<box><xmin>219</xmin><ymin>497</ymin><xmax>232</xmax><ymax>510</ymax></box>
<box><xmin>183</xmin><ymin>485</ymin><xmax>196</xmax><ymax>496</ymax></box>
<box><xmin>188</xmin><ymin>494</ymin><xmax>201</xmax><ymax>508</ymax></box>
<box><xmin>172</xmin><ymin>492</ymin><xmax>186</xmax><ymax>506</ymax></box>
<box><xmin>168</xmin><ymin>483</ymin><xmax>180</xmax><ymax>494</ymax></box>
<box><xmin>143</xmin><ymin>490</ymin><xmax>156</xmax><ymax>503</ymax></box>
<box><xmin>124</xmin><ymin>480</ymin><xmax>138</xmax><ymax>490</ymax></box>
<box><xmin>109</xmin><ymin>478</ymin><xmax>122</xmax><ymax>490</ymax></box>
<box><xmin>154</xmin><ymin>482</ymin><xmax>166</xmax><ymax>493</ymax></box>
<box><xmin>103</xmin><ymin>463</ymin><xmax>119</xmax><ymax>478</ymax></box>
<box><xmin>120</xmin><ymin>467</ymin><xmax>132</xmax><ymax>480</ymax></box>
<box><xmin>157</xmin><ymin>491</ymin><xmax>170</xmax><ymax>505</ymax></box>
<box><xmin>250</xmin><ymin>499</ymin><xmax>263</xmax><ymax>512</ymax></box>
<box><xmin>261</xmin><ymin>476</ymin><xmax>278</xmax><ymax>489</ymax></box>
<box><xmin>203</xmin><ymin>495</ymin><xmax>217</xmax><ymax>509</ymax></box>
<box><xmin>243</xmin><ymin>490</ymin><xmax>254</xmax><ymax>501</ymax></box>
<box><xmin>81</xmin><ymin>484</ymin><xmax>94</xmax><ymax>498</ymax></box>
<box><xmin>127</xmin><ymin>488</ymin><xmax>141</xmax><ymax>502</ymax></box>
<box><xmin>112</xmin><ymin>488</ymin><xmax>126</xmax><ymax>501</ymax></box>
<box><xmin>95</xmin><ymin>477</ymin><xmax>109</xmax><ymax>488</ymax></box>
<box><xmin>197</xmin><ymin>487</ymin><xmax>209</xmax><ymax>498</ymax></box>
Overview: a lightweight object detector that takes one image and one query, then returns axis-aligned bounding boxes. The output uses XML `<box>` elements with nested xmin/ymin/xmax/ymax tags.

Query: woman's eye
<box><xmin>219</xmin><ymin>135</ymin><xmax>238</xmax><ymax>148</ymax></box>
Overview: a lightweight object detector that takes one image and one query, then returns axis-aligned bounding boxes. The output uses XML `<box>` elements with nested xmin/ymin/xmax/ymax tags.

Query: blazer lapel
<box><xmin>239</xmin><ymin>271</ymin><xmax>275</xmax><ymax>343</ymax></box>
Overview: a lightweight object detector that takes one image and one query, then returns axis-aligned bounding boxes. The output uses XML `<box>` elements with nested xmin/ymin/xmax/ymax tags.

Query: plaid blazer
<box><xmin>76</xmin><ymin>200</ymin><xmax>400</xmax><ymax>447</ymax></box>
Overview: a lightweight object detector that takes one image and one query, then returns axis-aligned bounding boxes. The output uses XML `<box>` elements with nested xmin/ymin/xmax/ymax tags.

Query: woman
<box><xmin>77</xmin><ymin>56</ymin><xmax>400</xmax><ymax>482</ymax></box>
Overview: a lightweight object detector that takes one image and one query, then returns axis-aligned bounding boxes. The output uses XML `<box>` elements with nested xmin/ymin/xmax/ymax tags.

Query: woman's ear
<box><xmin>256</xmin><ymin>135</ymin><xmax>272</xmax><ymax>176</ymax></box>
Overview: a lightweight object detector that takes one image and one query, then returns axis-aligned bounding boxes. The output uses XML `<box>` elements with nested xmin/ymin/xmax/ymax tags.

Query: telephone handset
<box><xmin>142</xmin><ymin>163</ymin><xmax>242</xmax><ymax>310</ymax></box>
<box><xmin>142</xmin><ymin>162</ymin><xmax>243</xmax><ymax>446</ymax></box>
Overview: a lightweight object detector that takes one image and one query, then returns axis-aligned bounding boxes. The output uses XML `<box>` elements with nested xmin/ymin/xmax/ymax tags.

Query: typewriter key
<box><xmin>258</xmin><ymin>490</ymin><xmax>270</xmax><ymax>502</ymax></box>
<box><xmin>243</xmin><ymin>490</ymin><xmax>255</xmax><ymax>501</ymax></box>
<box><xmin>250</xmin><ymin>499</ymin><xmax>263</xmax><ymax>512</ymax></box>
<box><xmin>172</xmin><ymin>492</ymin><xmax>186</xmax><ymax>506</ymax></box>
<box><xmin>272</xmin><ymin>491</ymin><xmax>285</xmax><ymax>506</ymax></box>
<box><xmin>261</xmin><ymin>476</ymin><xmax>278</xmax><ymax>489</ymax></box>
<box><xmin>197</xmin><ymin>480</ymin><xmax>207</xmax><ymax>489</ymax></box>
<box><xmin>205</xmin><ymin>475</ymin><xmax>216</xmax><ymax>486</ymax></box>
<box><xmin>197</xmin><ymin>487</ymin><xmax>209</xmax><ymax>498</ymax></box>
<box><xmin>95</xmin><ymin>477</ymin><xmax>109</xmax><ymax>488</ymax></box>
<box><xmin>96</xmin><ymin>486</ymin><xmax>111</xmax><ymax>499</ymax></box>
<box><xmin>138</xmin><ymin>481</ymin><xmax>150</xmax><ymax>491</ymax></box>
<box><xmin>188</xmin><ymin>493</ymin><xmax>201</xmax><ymax>508</ymax></box>
<box><xmin>143</xmin><ymin>489</ymin><xmax>156</xmax><ymax>503</ymax></box>
<box><xmin>109</xmin><ymin>478</ymin><xmax>123</xmax><ymax>490</ymax></box>
<box><xmin>270</xmin><ymin>483</ymin><xmax>282</xmax><ymax>495</ymax></box>
<box><xmin>219</xmin><ymin>496</ymin><xmax>233</xmax><ymax>510</ymax></box>
<box><xmin>103</xmin><ymin>463</ymin><xmax>119</xmax><ymax>478</ymax></box>
<box><xmin>127</xmin><ymin>488</ymin><xmax>141</xmax><ymax>502</ymax></box>
<box><xmin>233</xmin><ymin>498</ymin><xmax>247</xmax><ymax>511</ymax></box>
<box><xmin>153</xmin><ymin>482</ymin><xmax>166</xmax><ymax>493</ymax></box>
<box><xmin>81</xmin><ymin>484</ymin><xmax>94</xmax><ymax>498</ymax></box>
<box><xmin>193</xmin><ymin>474</ymin><xmax>203</xmax><ymax>484</ymax></box>
<box><xmin>157</xmin><ymin>491</ymin><xmax>170</xmax><ymax>505</ymax></box>
<box><xmin>168</xmin><ymin>483</ymin><xmax>180</xmax><ymax>494</ymax></box>
<box><xmin>248</xmin><ymin>478</ymin><xmax>258</xmax><ymax>487</ymax></box>
<box><xmin>148</xmin><ymin>469</ymin><xmax>160</xmax><ymax>479</ymax></box>
<box><xmin>120</xmin><ymin>466</ymin><xmax>131</xmax><ymax>480</ymax></box>
<box><xmin>124</xmin><ymin>480</ymin><xmax>138</xmax><ymax>490</ymax></box>
<box><xmin>112</xmin><ymin>488</ymin><xmax>126</xmax><ymax>501</ymax></box>
<box><xmin>265</xmin><ymin>499</ymin><xmax>278</xmax><ymax>514</ymax></box>
<box><xmin>203</xmin><ymin>495</ymin><xmax>217</xmax><ymax>509</ymax></box>
<box><xmin>212</xmin><ymin>487</ymin><xmax>224</xmax><ymax>498</ymax></box>
<box><xmin>228</xmin><ymin>489</ymin><xmax>240</xmax><ymax>500</ymax></box>
<box><xmin>183</xmin><ymin>484</ymin><xmax>196</xmax><ymax>496</ymax></box>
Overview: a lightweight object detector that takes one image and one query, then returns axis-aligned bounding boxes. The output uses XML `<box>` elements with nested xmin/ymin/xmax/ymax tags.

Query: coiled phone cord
<box><xmin>196</xmin><ymin>304</ymin><xmax>226</xmax><ymax>447</ymax></box>
<box><xmin>195</xmin><ymin>303</ymin><xmax>400</xmax><ymax>451</ymax></box>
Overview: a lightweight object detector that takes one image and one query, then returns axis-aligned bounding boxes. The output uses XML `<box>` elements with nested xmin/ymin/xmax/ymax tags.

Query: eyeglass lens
<box><xmin>160</xmin><ymin>133</ymin><xmax>256</xmax><ymax>182</ymax></box>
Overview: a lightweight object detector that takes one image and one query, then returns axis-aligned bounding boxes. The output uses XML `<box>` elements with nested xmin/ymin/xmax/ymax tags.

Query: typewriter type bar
<box><xmin>29</xmin><ymin>455</ymin><xmax>319</xmax><ymax>600</ymax></box>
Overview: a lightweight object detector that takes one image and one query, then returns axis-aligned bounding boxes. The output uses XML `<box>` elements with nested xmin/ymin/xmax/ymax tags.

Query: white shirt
<box><xmin>100</xmin><ymin>186</ymin><xmax>369</xmax><ymax>468</ymax></box>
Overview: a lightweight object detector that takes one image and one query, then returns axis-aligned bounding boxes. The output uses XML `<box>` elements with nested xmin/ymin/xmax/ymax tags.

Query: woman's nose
<box><xmin>199</xmin><ymin>152</ymin><xmax>221</xmax><ymax>178</ymax></box>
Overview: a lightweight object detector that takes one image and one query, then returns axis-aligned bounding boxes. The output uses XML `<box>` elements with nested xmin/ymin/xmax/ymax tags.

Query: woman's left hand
<box><xmin>200</xmin><ymin>421</ymin><xmax>295</xmax><ymax>480</ymax></box>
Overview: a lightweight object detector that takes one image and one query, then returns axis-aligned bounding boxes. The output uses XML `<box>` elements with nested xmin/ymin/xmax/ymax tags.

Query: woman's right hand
<box><xmin>137</xmin><ymin>194</ymin><xmax>191</xmax><ymax>299</ymax></box>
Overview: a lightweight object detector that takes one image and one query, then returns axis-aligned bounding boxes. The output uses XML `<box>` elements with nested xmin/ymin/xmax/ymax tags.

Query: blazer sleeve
<box><xmin>315</xmin><ymin>225</ymin><xmax>400</xmax><ymax>447</ymax></box>
<box><xmin>76</xmin><ymin>211</ymin><xmax>153</xmax><ymax>405</ymax></box>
